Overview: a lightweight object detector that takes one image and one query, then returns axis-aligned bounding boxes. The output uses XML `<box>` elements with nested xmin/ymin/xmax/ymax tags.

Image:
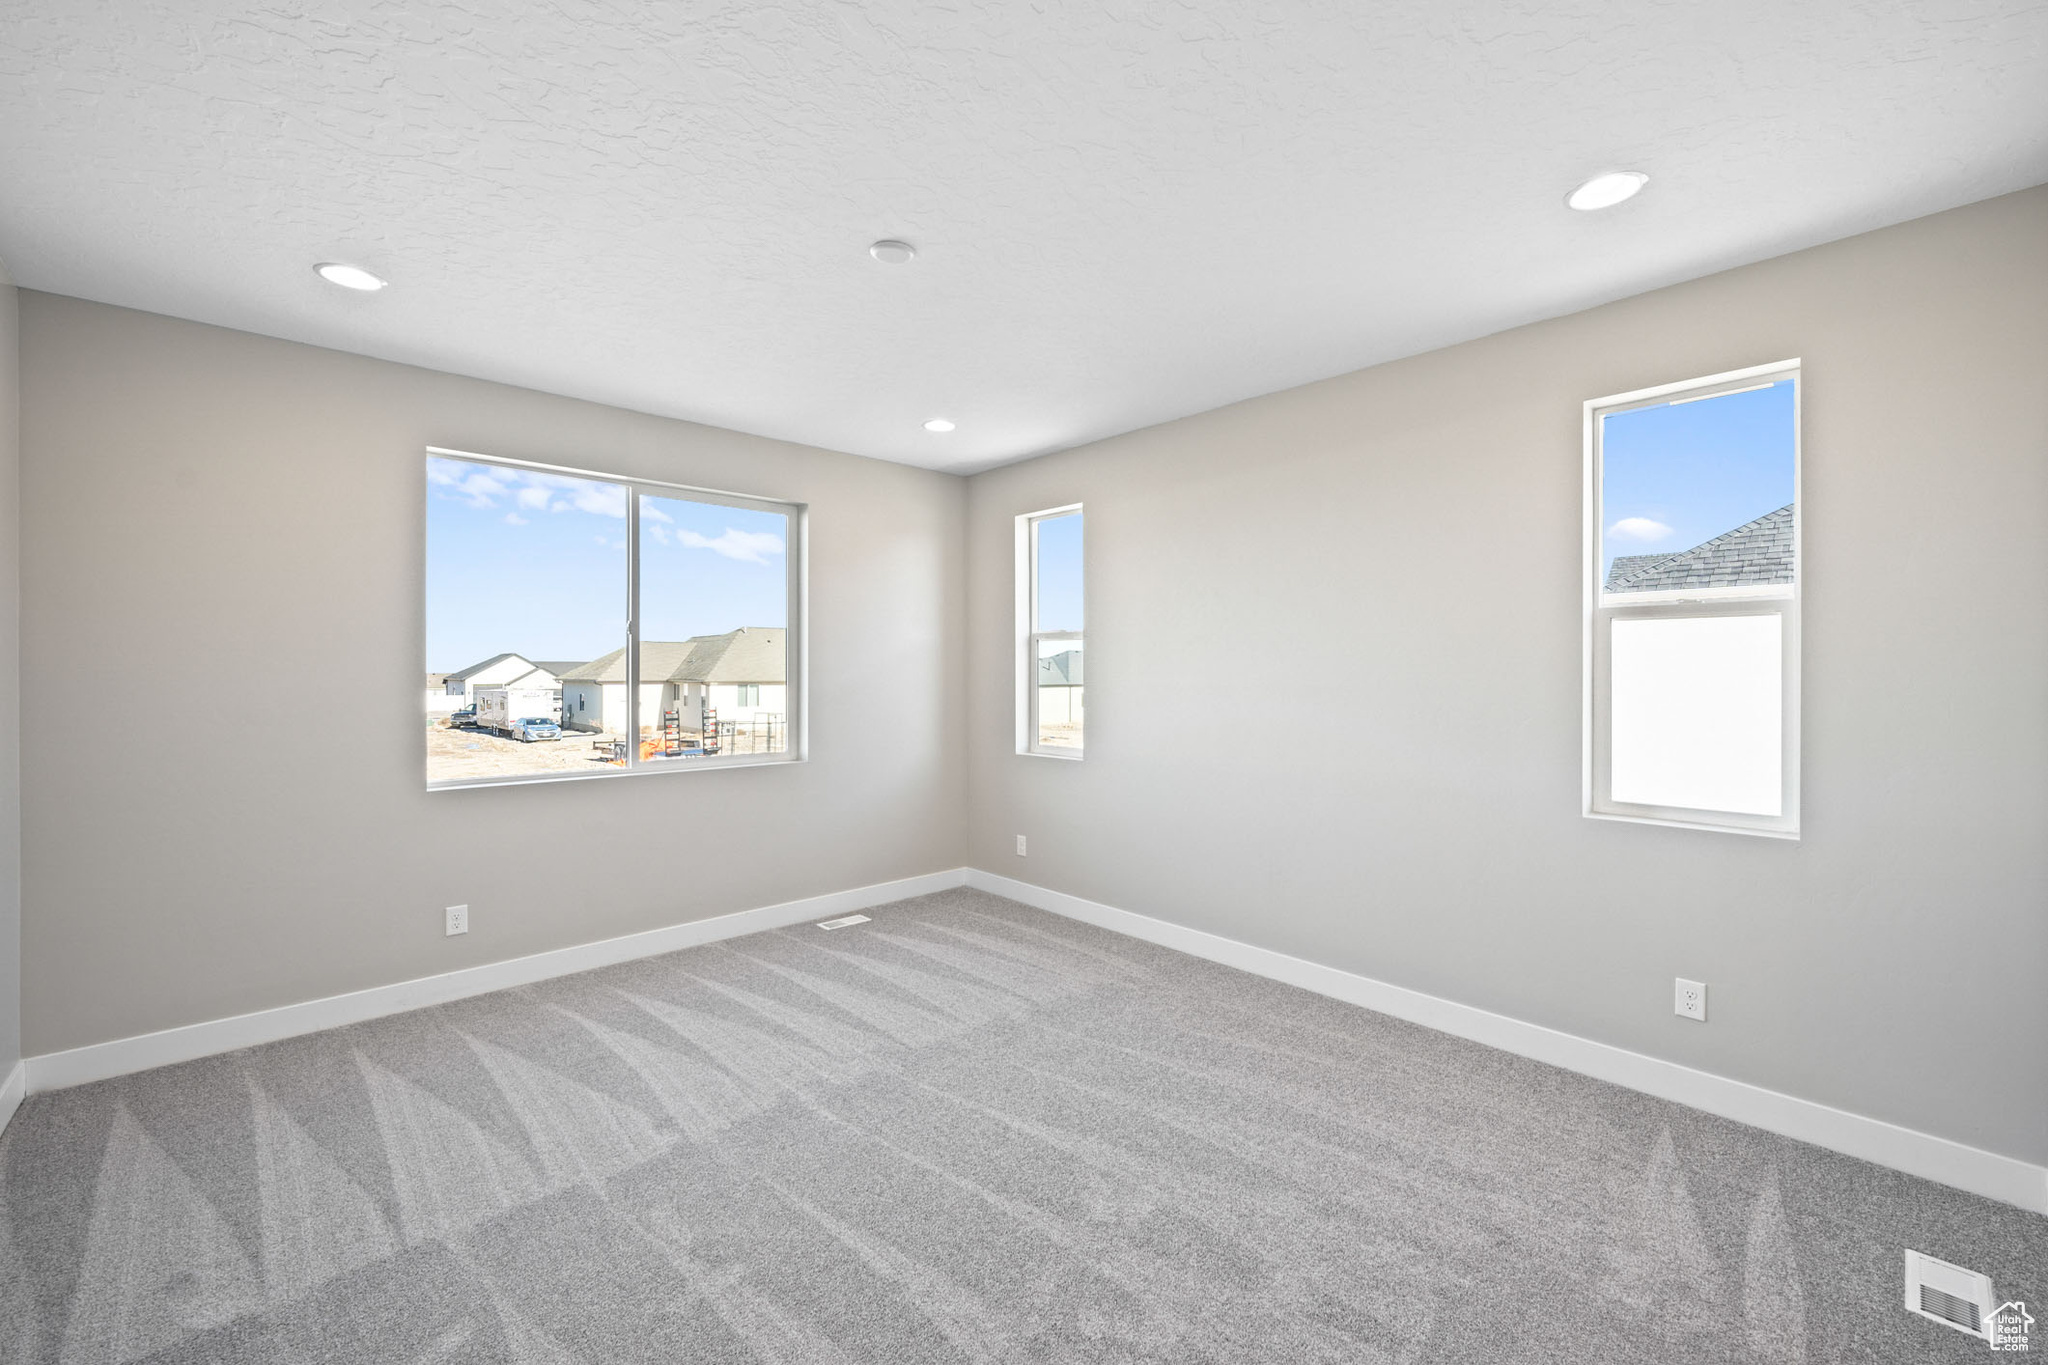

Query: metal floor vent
<box><xmin>814</xmin><ymin>914</ymin><xmax>871</xmax><ymax>930</ymax></box>
<box><xmin>1904</xmin><ymin>1249</ymin><xmax>1993</xmax><ymax>1338</ymax></box>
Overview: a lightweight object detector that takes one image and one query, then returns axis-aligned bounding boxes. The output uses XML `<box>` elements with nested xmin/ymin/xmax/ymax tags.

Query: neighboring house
<box><xmin>1605</xmin><ymin>504</ymin><xmax>1794</xmax><ymax>593</ymax></box>
<box><xmin>1037</xmin><ymin>649</ymin><xmax>1084</xmax><ymax>726</ymax></box>
<box><xmin>424</xmin><ymin>672</ymin><xmax>457</xmax><ymax>714</ymax></box>
<box><xmin>439</xmin><ymin>652</ymin><xmax>578</xmax><ymax>702</ymax></box>
<box><xmin>559</xmin><ymin>628</ymin><xmax>785</xmax><ymax>735</ymax></box>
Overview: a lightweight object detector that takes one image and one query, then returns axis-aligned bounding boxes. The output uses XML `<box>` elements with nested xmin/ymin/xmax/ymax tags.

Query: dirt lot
<box><xmin>1037</xmin><ymin>722</ymin><xmax>1083</xmax><ymax>750</ymax></box>
<box><xmin>427</xmin><ymin>718</ymin><xmax>626</xmax><ymax>783</ymax></box>
<box><xmin>426</xmin><ymin>717</ymin><xmax>787</xmax><ymax>783</ymax></box>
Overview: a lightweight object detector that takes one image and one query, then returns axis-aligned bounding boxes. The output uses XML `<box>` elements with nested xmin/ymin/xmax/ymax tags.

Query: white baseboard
<box><xmin>25</xmin><ymin>867</ymin><xmax>971</xmax><ymax>1094</ymax></box>
<box><xmin>0</xmin><ymin>1059</ymin><xmax>22</xmax><ymax>1136</ymax></box>
<box><xmin>22</xmin><ymin>862</ymin><xmax>2044</xmax><ymax>1215</ymax></box>
<box><xmin>965</xmin><ymin>868</ymin><xmax>2048</xmax><ymax>1216</ymax></box>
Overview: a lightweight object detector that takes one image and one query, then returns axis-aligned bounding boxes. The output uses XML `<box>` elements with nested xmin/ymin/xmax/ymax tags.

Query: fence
<box><xmin>718</xmin><ymin>715</ymin><xmax>787</xmax><ymax>755</ymax></box>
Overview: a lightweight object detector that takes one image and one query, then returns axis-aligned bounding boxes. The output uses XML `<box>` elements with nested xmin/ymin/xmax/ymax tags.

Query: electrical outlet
<box><xmin>446</xmin><ymin>904</ymin><xmax>468</xmax><ymax>937</ymax></box>
<box><xmin>1016</xmin><ymin>835</ymin><xmax>1027</xmax><ymax>856</ymax></box>
<box><xmin>1674</xmin><ymin>977</ymin><xmax>1706</xmax><ymax>1022</ymax></box>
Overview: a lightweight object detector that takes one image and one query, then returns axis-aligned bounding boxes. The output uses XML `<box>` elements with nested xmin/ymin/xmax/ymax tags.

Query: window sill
<box><xmin>1584</xmin><ymin>809</ymin><xmax>1798</xmax><ymax>840</ymax></box>
<box><xmin>429</xmin><ymin>754</ymin><xmax>804</xmax><ymax>792</ymax></box>
<box><xmin>1017</xmin><ymin>748</ymin><xmax>1084</xmax><ymax>762</ymax></box>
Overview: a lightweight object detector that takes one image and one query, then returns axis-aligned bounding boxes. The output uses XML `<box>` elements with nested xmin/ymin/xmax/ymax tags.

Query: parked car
<box><xmin>447</xmin><ymin>704</ymin><xmax>477</xmax><ymax>727</ymax></box>
<box><xmin>511</xmin><ymin>717</ymin><xmax>562</xmax><ymax>742</ymax></box>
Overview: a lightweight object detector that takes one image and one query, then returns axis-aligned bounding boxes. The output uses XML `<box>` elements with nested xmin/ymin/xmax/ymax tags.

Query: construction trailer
<box><xmin>474</xmin><ymin>685</ymin><xmax>562</xmax><ymax>736</ymax></box>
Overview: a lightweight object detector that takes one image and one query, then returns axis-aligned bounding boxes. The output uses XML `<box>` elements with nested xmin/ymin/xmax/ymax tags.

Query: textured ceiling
<box><xmin>1</xmin><ymin>2</ymin><xmax>2044</xmax><ymax>473</ymax></box>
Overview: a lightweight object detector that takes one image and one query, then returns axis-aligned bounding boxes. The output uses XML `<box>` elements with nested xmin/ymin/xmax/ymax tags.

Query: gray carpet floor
<box><xmin>0</xmin><ymin>886</ymin><xmax>2040</xmax><ymax>1363</ymax></box>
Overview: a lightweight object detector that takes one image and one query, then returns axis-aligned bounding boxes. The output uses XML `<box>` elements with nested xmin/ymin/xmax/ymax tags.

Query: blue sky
<box><xmin>1601</xmin><ymin>380</ymin><xmax>1795</xmax><ymax>579</ymax></box>
<box><xmin>426</xmin><ymin>457</ymin><xmax>786</xmax><ymax>671</ymax></box>
<box><xmin>639</xmin><ymin>492</ymin><xmax>788</xmax><ymax>642</ymax></box>
<box><xmin>1036</xmin><ymin>512</ymin><xmax>1083</xmax><ymax>632</ymax></box>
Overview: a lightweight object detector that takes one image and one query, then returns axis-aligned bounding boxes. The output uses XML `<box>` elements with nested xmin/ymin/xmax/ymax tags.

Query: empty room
<box><xmin>0</xmin><ymin>2</ymin><xmax>2043</xmax><ymax>1361</ymax></box>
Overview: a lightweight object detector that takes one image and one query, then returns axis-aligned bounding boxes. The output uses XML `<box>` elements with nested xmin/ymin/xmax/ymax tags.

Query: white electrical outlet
<box><xmin>446</xmin><ymin>904</ymin><xmax>468</xmax><ymax>936</ymax></box>
<box><xmin>1016</xmin><ymin>835</ymin><xmax>1027</xmax><ymax>856</ymax></box>
<box><xmin>1674</xmin><ymin>977</ymin><xmax>1706</xmax><ymax>1022</ymax></box>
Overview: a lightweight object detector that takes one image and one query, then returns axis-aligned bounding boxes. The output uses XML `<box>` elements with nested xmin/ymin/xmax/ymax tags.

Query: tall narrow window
<box><xmin>1586</xmin><ymin>362</ymin><xmax>1799</xmax><ymax>836</ymax></box>
<box><xmin>426</xmin><ymin>449</ymin><xmax>802</xmax><ymax>789</ymax></box>
<box><xmin>1019</xmin><ymin>505</ymin><xmax>1084</xmax><ymax>756</ymax></box>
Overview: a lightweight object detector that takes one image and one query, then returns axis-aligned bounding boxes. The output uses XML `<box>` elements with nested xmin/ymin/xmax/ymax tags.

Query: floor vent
<box><xmin>1904</xmin><ymin>1250</ymin><xmax>1993</xmax><ymax>1339</ymax></box>
<box><xmin>814</xmin><ymin>914</ymin><xmax>871</xmax><ymax>930</ymax></box>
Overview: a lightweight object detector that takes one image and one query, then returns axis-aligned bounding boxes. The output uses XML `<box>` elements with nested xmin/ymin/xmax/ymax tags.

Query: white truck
<box><xmin>475</xmin><ymin>686</ymin><xmax>562</xmax><ymax>738</ymax></box>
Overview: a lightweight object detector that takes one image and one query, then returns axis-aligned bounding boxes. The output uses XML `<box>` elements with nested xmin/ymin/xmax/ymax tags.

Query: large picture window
<box><xmin>1018</xmin><ymin>505</ymin><xmax>1084</xmax><ymax>757</ymax></box>
<box><xmin>1585</xmin><ymin>362</ymin><xmax>1799</xmax><ymax>836</ymax></box>
<box><xmin>426</xmin><ymin>449</ymin><xmax>802</xmax><ymax>788</ymax></box>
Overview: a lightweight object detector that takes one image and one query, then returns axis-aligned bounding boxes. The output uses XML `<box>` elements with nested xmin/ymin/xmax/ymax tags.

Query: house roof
<box><xmin>445</xmin><ymin>651</ymin><xmax>533</xmax><ymax>681</ymax></box>
<box><xmin>1038</xmin><ymin>649</ymin><xmax>1083</xmax><ymax>686</ymax></box>
<box><xmin>1604</xmin><ymin>504</ymin><xmax>1794</xmax><ymax>593</ymax></box>
<box><xmin>559</xmin><ymin>629</ymin><xmax>786</xmax><ymax>685</ymax></box>
<box><xmin>531</xmin><ymin>661</ymin><xmax>586</xmax><ymax>678</ymax></box>
<box><xmin>1604</xmin><ymin>554</ymin><xmax>1670</xmax><ymax>584</ymax></box>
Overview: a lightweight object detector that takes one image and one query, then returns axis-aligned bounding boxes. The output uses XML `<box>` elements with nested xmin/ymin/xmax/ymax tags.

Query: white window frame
<box><xmin>1017</xmin><ymin>503</ymin><xmax>1083</xmax><ymax>759</ymax></box>
<box><xmin>1583</xmin><ymin>360</ymin><xmax>1801</xmax><ymax>838</ymax></box>
<box><xmin>427</xmin><ymin>446</ymin><xmax>806</xmax><ymax>791</ymax></box>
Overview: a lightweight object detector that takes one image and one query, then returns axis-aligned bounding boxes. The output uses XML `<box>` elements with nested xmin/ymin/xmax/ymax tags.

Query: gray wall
<box><xmin>15</xmin><ymin>190</ymin><xmax>2045</xmax><ymax>1171</ymax></box>
<box><xmin>0</xmin><ymin>264</ymin><xmax>18</xmax><ymax>1085</ymax></box>
<box><xmin>965</xmin><ymin>187</ymin><xmax>2048</xmax><ymax>1165</ymax></box>
<box><xmin>19</xmin><ymin>294</ymin><xmax>966</xmax><ymax>1056</ymax></box>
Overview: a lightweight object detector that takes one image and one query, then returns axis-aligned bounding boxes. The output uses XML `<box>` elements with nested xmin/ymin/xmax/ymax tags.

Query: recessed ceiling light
<box><xmin>923</xmin><ymin>418</ymin><xmax>955</xmax><ymax>433</ymax></box>
<box><xmin>314</xmin><ymin>261</ymin><xmax>388</xmax><ymax>291</ymax></box>
<box><xmin>1565</xmin><ymin>171</ymin><xmax>1649</xmax><ymax>211</ymax></box>
<box><xmin>869</xmin><ymin>240</ymin><xmax>917</xmax><ymax>265</ymax></box>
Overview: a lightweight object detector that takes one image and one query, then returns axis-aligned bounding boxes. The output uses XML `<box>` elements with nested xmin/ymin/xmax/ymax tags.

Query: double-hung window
<box><xmin>1018</xmin><ymin>505</ymin><xmax>1084</xmax><ymax>757</ymax></box>
<box><xmin>1585</xmin><ymin>361</ymin><xmax>1800</xmax><ymax>837</ymax></box>
<box><xmin>426</xmin><ymin>448</ymin><xmax>803</xmax><ymax>788</ymax></box>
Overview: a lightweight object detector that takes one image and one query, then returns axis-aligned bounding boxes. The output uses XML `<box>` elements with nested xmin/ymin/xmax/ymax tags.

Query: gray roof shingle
<box><xmin>445</xmin><ymin>651</ymin><xmax>531</xmax><ymax>681</ymax></box>
<box><xmin>1604</xmin><ymin>554</ymin><xmax>1671</xmax><ymax>584</ymax></box>
<box><xmin>1605</xmin><ymin>504</ymin><xmax>1795</xmax><ymax>593</ymax></box>
<box><xmin>1037</xmin><ymin>650</ymin><xmax>1083</xmax><ymax>686</ymax></box>
<box><xmin>559</xmin><ymin>629</ymin><xmax>786</xmax><ymax>685</ymax></box>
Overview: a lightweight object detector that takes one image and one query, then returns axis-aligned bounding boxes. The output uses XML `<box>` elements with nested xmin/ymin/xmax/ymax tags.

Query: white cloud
<box><xmin>504</xmin><ymin>512</ymin><xmax>528</xmax><ymax>526</ymax></box>
<box><xmin>564</xmin><ymin>482</ymin><xmax>627</xmax><ymax>518</ymax></box>
<box><xmin>427</xmin><ymin>459</ymin><xmax>513</xmax><ymax>508</ymax></box>
<box><xmin>676</xmin><ymin>528</ymin><xmax>785</xmax><ymax>565</ymax></box>
<box><xmin>641</xmin><ymin>503</ymin><xmax>673</xmax><ymax>523</ymax></box>
<box><xmin>429</xmin><ymin>458</ymin><xmax>631</xmax><ymax>519</ymax></box>
<box><xmin>1608</xmin><ymin>516</ymin><xmax>1674</xmax><ymax>543</ymax></box>
<box><xmin>648</xmin><ymin>524</ymin><xmax>670</xmax><ymax>544</ymax></box>
<box><xmin>455</xmin><ymin>472</ymin><xmax>507</xmax><ymax>508</ymax></box>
